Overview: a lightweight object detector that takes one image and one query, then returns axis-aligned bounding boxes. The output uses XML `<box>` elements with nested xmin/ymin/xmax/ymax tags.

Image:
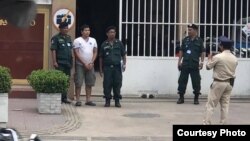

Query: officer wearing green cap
<box><xmin>99</xmin><ymin>26</ymin><xmax>127</xmax><ymax>108</ymax></box>
<box><xmin>50</xmin><ymin>22</ymin><xmax>73</xmax><ymax>104</ymax></box>
<box><xmin>177</xmin><ymin>23</ymin><xmax>205</xmax><ymax>105</ymax></box>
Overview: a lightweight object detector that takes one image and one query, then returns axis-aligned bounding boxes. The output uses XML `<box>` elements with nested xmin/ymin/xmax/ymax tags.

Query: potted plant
<box><xmin>27</xmin><ymin>69</ymin><xmax>69</xmax><ymax>114</ymax></box>
<box><xmin>0</xmin><ymin>66</ymin><xmax>12</xmax><ymax>127</ymax></box>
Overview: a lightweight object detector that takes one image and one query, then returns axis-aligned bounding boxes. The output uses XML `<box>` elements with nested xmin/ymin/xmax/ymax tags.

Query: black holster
<box><xmin>229</xmin><ymin>78</ymin><xmax>235</xmax><ymax>87</ymax></box>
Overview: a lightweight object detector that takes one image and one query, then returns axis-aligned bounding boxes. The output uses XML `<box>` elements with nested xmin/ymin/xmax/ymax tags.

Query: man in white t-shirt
<box><xmin>73</xmin><ymin>24</ymin><xmax>98</xmax><ymax>106</ymax></box>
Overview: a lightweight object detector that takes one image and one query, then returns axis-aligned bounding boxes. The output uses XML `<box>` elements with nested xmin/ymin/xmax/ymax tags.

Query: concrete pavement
<box><xmin>6</xmin><ymin>97</ymin><xmax>250</xmax><ymax>141</ymax></box>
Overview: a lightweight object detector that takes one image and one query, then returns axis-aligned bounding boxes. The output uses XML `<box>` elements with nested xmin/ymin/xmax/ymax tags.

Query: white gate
<box><xmin>119</xmin><ymin>0</ymin><xmax>250</xmax><ymax>58</ymax></box>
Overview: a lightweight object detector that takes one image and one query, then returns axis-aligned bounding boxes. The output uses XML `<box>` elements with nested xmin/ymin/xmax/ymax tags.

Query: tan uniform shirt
<box><xmin>206</xmin><ymin>50</ymin><xmax>238</xmax><ymax>80</ymax></box>
<box><xmin>204</xmin><ymin>50</ymin><xmax>238</xmax><ymax>124</ymax></box>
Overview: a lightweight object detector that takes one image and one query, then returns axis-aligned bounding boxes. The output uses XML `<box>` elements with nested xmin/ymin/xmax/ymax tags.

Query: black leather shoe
<box><xmin>62</xmin><ymin>99</ymin><xmax>71</xmax><ymax>104</ymax></box>
<box><xmin>104</xmin><ymin>99</ymin><xmax>110</xmax><ymax>107</ymax></box>
<box><xmin>177</xmin><ymin>98</ymin><xmax>184</xmax><ymax>104</ymax></box>
<box><xmin>194</xmin><ymin>95</ymin><xmax>199</xmax><ymax>105</ymax></box>
<box><xmin>115</xmin><ymin>100</ymin><xmax>121</xmax><ymax>108</ymax></box>
<box><xmin>194</xmin><ymin>99</ymin><xmax>199</xmax><ymax>105</ymax></box>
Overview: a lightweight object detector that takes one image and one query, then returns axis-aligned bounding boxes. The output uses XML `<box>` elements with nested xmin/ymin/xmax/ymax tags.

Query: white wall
<box><xmin>121</xmin><ymin>57</ymin><xmax>250</xmax><ymax>97</ymax></box>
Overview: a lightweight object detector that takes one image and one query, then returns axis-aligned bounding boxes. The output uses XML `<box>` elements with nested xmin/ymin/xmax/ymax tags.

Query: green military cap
<box><xmin>187</xmin><ymin>23</ymin><xmax>198</xmax><ymax>30</ymax></box>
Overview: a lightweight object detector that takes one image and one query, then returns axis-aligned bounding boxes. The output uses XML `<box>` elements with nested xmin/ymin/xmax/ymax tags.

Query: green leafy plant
<box><xmin>0</xmin><ymin>66</ymin><xmax>12</xmax><ymax>93</ymax></box>
<box><xmin>27</xmin><ymin>69</ymin><xmax>69</xmax><ymax>93</ymax></box>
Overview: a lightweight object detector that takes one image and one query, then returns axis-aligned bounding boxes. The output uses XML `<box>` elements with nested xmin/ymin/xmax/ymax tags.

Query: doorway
<box><xmin>76</xmin><ymin>0</ymin><xmax>120</xmax><ymax>71</ymax></box>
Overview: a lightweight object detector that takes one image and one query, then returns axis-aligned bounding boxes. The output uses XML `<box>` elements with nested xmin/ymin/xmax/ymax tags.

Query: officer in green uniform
<box><xmin>99</xmin><ymin>26</ymin><xmax>127</xmax><ymax>108</ymax></box>
<box><xmin>50</xmin><ymin>22</ymin><xmax>73</xmax><ymax>104</ymax></box>
<box><xmin>177</xmin><ymin>24</ymin><xmax>205</xmax><ymax>105</ymax></box>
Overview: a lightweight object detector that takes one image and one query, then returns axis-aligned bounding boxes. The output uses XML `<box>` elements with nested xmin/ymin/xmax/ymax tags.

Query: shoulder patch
<box><xmin>104</xmin><ymin>46</ymin><xmax>110</xmax><ymax>50</ymax></box>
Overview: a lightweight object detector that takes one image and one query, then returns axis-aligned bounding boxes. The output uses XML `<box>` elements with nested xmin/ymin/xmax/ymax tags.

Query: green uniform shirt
<box><xmin>50</xmin><ymin>33</ymin><xmax>73</xmax><ymax>67</ymax></box>
<box><xmin>180</xmin><ymin>36</ymin><xmax>205</xmax><ymax>68</ymax></box>
<box><xmin>100</xmin><ymin>39</ymin><xmax>126</xmax><ymax>66</ymax></box>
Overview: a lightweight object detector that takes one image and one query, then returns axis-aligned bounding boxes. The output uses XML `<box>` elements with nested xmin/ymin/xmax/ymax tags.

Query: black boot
<box><xmin>177</xmin><ymin>94</ymin><xmax>184</xmax><ymax>104</ymax></box>
<box><xmin>61</xmin><ymin>93</ymin><xmax>71</xmax><ymax>104</ymax></box>
<box><xmin>104</xmin><ymin>99</ymin><xmax>110</xmax><ymax>107</ymax></box>
<box><xmin>194</xmin><ymin>95</ymin><xmax>199</xmax><ymax>105</ymax></box>
<box><xmin>115</xmin><ymin>99</ymin><xmax>121</xmax><ymax>108</ymax></box>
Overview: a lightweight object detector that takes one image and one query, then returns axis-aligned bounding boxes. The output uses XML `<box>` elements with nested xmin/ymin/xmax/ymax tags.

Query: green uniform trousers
<box><xmin>178</xmin><ymin>67</ymin><xmax>201</xmax><ymax>95</ymax></box>
<box><xmin>103</xmin><ymin>65</ymin><xmax>122</xmax><ymax>100</ymax></box>
<box><xmin>56</xmin><ymin>64</ymin><xmax>71</xmax><ymax>101</ymax></box>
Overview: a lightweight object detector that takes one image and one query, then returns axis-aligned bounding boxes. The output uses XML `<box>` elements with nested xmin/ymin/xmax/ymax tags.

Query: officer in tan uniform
<box><xmin>203</xmin><ymin>36</ymin><xmax>238</xmax><ymax>125</ymax></box>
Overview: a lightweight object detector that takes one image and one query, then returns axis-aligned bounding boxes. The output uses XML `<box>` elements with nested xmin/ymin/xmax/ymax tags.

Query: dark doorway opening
<box><xmin>76</xmin><ymin>0</ymin><xmax>119</xmax><ymax>71</ymax></box>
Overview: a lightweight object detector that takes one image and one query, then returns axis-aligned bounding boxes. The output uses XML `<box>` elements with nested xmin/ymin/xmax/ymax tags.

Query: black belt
<box><xmin>214</xmin><ymin>78</ymin><xmax>230</xmax><ymax>82</ymax></box>
<box><xmin>104</xmin><ymin>64</ymin><xmax>120</xmax><ymax>68</ymax></box>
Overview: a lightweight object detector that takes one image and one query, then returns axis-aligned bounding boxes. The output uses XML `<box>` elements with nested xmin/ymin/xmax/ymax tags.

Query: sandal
<box><xmin>75</xmin><ymin>101</ymin><xmax>82</xmax><ymax>106</ymax></box>
<box><xmin>85</xmin><ymin>101</ymin><xmax>96</xmax><ymax>106</ymax></box>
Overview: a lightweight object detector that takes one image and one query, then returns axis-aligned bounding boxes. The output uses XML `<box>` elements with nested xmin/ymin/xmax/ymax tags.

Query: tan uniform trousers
<box><xmin>203</xmin><ymin>81</ymin><xmax>233</xmax><ymax>124</ymax></box>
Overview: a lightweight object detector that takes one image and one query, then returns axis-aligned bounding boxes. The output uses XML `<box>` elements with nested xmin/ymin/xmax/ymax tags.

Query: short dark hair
<box><xmin>59</xmin><ymin>22</ymin><xmax>68</xmax><ymax>29</ymax></box>
<box><xmin>106</xmin><ymin>26</ymin><xmax>116</xmax><ymax>33</ymax></box>
<box><xmin>221</xmin><ymin>44</ymin><xmax>233</xmax><ymax>50</ymax></box>
<box><xmin>80</xmin><ymin>24</ymin><xmax>90</xmax><ymax>32</ymax></box>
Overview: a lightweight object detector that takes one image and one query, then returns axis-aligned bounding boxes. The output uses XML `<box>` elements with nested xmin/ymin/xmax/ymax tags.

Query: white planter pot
<box><xmin>37</xmin><ymin>93</ymin><xmax>62</xmax><ymax>114</ymax></box>
<box><xmin>0</xmin><ymin>93</ymin><xmax>8</xmax><ymax>127</ymax></box>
